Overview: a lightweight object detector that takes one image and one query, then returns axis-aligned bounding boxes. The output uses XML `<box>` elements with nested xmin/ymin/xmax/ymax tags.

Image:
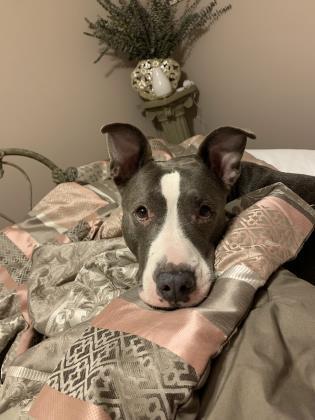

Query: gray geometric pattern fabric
<box><xmin>48</xmin><ymin>326</ymin><xmax>198</xmax><ymax>419</ymax></box>
<box><xmin>0</xmin><ymin>232</ymin><xmax>31</xmax><ymax>284</ymax></box>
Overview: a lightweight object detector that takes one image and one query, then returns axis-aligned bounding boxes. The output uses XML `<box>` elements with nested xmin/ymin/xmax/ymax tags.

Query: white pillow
<box><xmin>247</xmin><ymin>149</ymin><xmax>315</xmax><ymax>176</ymax></box>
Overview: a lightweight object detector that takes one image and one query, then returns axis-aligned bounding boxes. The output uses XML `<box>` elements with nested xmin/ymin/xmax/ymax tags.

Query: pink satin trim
<box><xmin>92</xmin><ymin>299</ymin><xmax>226</xmax><ymax>376</ymax></box>
<box><xmin>30</xmin><ymin>385</ymin><xmax>111</xmax><ymax>420</ymax></box>
<box><xmin>15</xmin><ymin>284</ymin><xmax>35</xmax><ymax>356</ymax></box>
<box><xmin>15</xmin><ymin>324</ymin><xmax>35</xmax><ymax>357</ymax></box>
<box><xmin>264</xmin><ymin>196</ymin><xmax>313</xmax><ymax>238</ymax></box>
<box><xmin>0</xmin><ymin>265</ymin><xmax>17</xmax><ymax>289</ymax></box>
<box><xmin>16</xmin><ymin>284</ymin><xmax>31</xmax><ymax>323</ymax></box>
<box><xmin>54</xmin><ymin>234</ymin><xmax>71</xmax><ymax>244</ymax></box>
<box><xmin>3</xmin><ymin>226</ymin><xmax>38</xmax><ymax>258</ymax></box>
<box><xmin>32</xmin><ymin>183</ymin><xmax>108</xmax><ymax>229</ymax></box>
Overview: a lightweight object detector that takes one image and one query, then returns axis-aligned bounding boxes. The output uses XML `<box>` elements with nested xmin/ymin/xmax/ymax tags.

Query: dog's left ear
<box><xmin>198</xmin><ymin>126</ymin><xmax>256</xmax><ymax>189</ymax></box>
<box><xmin>101</xmin><ymin>123</ymin><xmax>152</xmax><ymax>187</ymax></box>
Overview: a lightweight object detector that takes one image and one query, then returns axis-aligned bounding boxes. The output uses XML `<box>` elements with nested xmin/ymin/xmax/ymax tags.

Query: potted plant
<box><xmin>85</xmin><ymin>0</ymin><xmax>231</xmax><ymax>100</ymax></box>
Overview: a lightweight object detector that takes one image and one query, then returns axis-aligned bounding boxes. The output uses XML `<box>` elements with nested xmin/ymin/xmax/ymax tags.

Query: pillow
<box><xmin>29</xmin><ymin>183</ymin><xmax>315</xmax><ymax>419</ymax></box>
<box><xmin>242</xmin><ymin>150</ymin><xmax>277</xmax><ymax>170</ymax></box>
<box><xmin>248</xmin><ymin>149</ymin><xmax>315</xmax><ymax>176</ymax></box>
<box><xmin>153</xmin><ymin>134</ymin><xmax>279</xmax><ymax>172</ymax></box>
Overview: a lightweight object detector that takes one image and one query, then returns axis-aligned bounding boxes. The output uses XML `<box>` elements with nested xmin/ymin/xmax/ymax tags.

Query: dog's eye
<box><xmin>134</xmin><ymin>206</ymin><xmax>149</xmax><ymax>221</ymax></box>
<box><xmin>198</xmin><ymin>205</ymin><xmax>212</xmax><ymax>219</ymax></box>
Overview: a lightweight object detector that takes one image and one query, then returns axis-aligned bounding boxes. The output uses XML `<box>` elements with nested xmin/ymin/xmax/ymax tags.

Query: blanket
<box><xmin>0</xmin><ymin>180</ymin><xmax>314</xmax><ymax>419</ymax></box>
<box><xmin>0</xmin><ymin>139</ymin><xmax>315</xmax><ymax>419</ymax></box>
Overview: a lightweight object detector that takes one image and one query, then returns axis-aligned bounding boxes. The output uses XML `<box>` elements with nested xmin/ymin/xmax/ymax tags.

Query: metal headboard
<box><xmin>0</xmin><ymin>148</ymin><xmax>79</xmax><ymax>224</ymax></box>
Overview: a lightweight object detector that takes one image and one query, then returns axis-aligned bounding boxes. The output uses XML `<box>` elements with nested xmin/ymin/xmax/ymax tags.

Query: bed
<box><xmin>0</xmin><ymin>137</ymin><xmax>314</xmax><ymax>420</ymax></box>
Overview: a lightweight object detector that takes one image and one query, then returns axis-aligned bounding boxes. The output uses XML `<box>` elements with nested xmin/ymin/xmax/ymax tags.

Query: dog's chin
<box><xmin>139</xmin><ymin>282</ymin><xmax>213</xmax><ymax>310</ymax></box>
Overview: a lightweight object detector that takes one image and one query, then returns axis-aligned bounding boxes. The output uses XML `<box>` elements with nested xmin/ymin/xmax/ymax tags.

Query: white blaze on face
<box><xmin>139</xmin><ymin>171</ymin><xmax>213</xmax><ymax>308</ymax></box>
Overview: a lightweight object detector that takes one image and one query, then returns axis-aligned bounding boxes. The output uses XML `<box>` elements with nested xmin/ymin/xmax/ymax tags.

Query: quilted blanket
<box><xmin>0</xmin><ymin>139</ymin><xmax>315</xmax><ymax>419</ymax></box>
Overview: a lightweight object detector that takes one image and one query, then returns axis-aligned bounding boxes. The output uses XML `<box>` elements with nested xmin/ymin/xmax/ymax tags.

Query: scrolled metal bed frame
<box><xmin>0</xmin><ymin>148</ymin><xmax>79</xmax><ymax>224</ymax></box>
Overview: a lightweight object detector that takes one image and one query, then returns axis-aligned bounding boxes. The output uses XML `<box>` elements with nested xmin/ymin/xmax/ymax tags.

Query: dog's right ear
<box><xmin>101</xmin><ymin>123</ymin><xmax>152</xmax><ymax>187</ymax></box>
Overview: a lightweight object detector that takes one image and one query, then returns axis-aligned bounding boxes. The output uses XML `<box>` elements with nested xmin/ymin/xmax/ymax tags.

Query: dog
<box><xmin>101</xmin><ymin>123</ymin><xmax>315</xmax><ymax>309</ymax></box>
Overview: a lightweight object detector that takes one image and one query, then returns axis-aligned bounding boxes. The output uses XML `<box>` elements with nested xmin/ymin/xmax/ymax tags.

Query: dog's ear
<box><xmin>198</xmin><ymin>126</ymin><xmax>256</xmax><ymax>189</ymax></box>
<box><xmin>101</xmin><ymin>123</ymin><xmax>152</xmax><ymax>186</ymax></box>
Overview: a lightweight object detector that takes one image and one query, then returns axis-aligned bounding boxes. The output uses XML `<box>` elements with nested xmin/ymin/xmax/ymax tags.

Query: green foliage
<box><xmin>84</xmin><ymin>0</ymin><xmax>231</xmax><ymax>63</ymax></box>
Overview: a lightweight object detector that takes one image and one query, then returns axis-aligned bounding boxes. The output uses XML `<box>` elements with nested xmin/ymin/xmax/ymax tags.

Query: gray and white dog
<box><xmin>102</xmin><ymin>123</ymin><xmax>315</xmax><ymax>309</ymax></box>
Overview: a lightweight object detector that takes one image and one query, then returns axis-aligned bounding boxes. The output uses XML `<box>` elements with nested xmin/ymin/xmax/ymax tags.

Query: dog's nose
<box><xmin>155</xmin><ymin>271</ymin><xmax>196</xmax><ymax>304</ymax></box>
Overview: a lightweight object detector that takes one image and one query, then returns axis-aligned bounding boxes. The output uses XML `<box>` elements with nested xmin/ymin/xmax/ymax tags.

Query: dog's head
<box><xmin>101</xmin><ymin>123</ymin><xmax>255</xmax><ymax>308</ymax></box>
